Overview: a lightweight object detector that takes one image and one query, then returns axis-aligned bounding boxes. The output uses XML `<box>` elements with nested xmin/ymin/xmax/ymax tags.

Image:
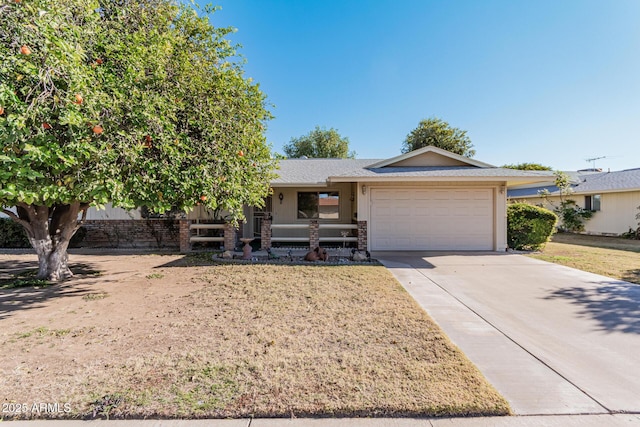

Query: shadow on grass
<box><xmin>0</xmin><ymin>258</ymin><xmax>102</xmax><ymax>320</ymax></box>
<box><xmin>544</xmin><ymin>280</ymin><xmax>640</xmax><ymax>334</ymax></box>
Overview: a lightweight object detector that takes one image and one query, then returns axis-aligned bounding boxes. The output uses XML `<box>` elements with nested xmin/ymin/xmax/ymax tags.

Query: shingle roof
<box><xmin>331</xmin><ymin>166</ymin><xmax>554</xmax><ymax>180</ymax></box>
<box><xmin>508</xmin><ymin>168</ymin><xmax>640</xmax><ymax>198</ymax></box>
<box><xmin>272</xmin><ymin>158</ymin><xmax>555</xmax><ymax>185</ymax></box>
<box><xmin>272</xmin><ymin>159</ymin><xmax>379</xmax><ymax>185</ymax></box>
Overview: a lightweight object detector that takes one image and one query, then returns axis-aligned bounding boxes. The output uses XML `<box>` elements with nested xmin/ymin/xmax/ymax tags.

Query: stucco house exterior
<box><xmin>251</xmin><ymin>146</ymin><xmax>552</xmax><ymax>252</ymax></box>
<box><xmin>508</xmin><ymin>168</ymin><xmax>640</xmax><ymax>236</ymax></box>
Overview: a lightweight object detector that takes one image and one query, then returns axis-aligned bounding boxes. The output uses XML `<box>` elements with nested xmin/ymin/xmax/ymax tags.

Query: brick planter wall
<box><xmin>80</xmin><ymin>219</ymin><xmax>180</xmax><ymax>249</ymax></box>
<box><xmin>224</xmin><ymin>223</ymin><xmax>237</xmax><ymax>251</ymax></box>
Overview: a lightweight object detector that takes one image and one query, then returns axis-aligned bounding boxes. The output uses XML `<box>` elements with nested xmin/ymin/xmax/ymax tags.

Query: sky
<box><xmin>202</xmin><ymin>0</ymin><xmax>640</xmax><ymax>172</ymax></box>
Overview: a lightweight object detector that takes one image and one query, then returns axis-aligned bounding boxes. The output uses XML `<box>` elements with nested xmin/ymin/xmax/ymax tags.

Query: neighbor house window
<box><xmin>585</xmin><ymin>195</ymin><xmax>601</xmax><ymax>211</ymax></box>
<box><xmin>297</xmin><ymin>192</ymin><xmax>339</xmax><ymax>219</ymax></box>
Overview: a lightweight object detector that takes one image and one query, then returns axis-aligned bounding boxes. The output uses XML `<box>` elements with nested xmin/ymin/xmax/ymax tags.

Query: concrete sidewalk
<box><xmin>4</xmin><ymin>414</ymin><xmax>640</xmax><ymax>426</ymax></box>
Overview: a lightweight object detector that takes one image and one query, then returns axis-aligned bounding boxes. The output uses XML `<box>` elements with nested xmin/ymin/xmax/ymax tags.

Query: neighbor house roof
<box><xmin>508</xmin><ymin>168</ymin><xmax>640</xmax><ymax>198</ymax></box>
<box><xmin>272</xmin><ymin>146</ymin><xmax>555</xmax><ymax>187</ymax></box>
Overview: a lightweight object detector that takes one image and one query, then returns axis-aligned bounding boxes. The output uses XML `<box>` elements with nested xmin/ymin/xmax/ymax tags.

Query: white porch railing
<box><xmin>269</xmin><ymin>223</ymin><xmax>357</xmax><ymax>243</ymax></box>
<box><xmin>189</xmin><ymin>223</ymin><xmax>225</xmax><ymax>243</ymax></box>
<box><xmin>318</xmin><ymin>223</ymin><xmax>358</xmax><ymax>243</ymax></box>
<box><xmin>271</xmin><ymin>223</ymin><xmax>310</xmax><ymax>242</ymax></box>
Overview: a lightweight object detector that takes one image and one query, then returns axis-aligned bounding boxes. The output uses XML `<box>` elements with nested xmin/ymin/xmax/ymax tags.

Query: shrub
<box><xmin>0</xmin><ymin>219</ymin><xmax>86</xmax><ymax>248</ymax></box>
<box><xmin>0</xmin><ymin>218</ymin><xmax>30</xmax><ymax>248</ymax></box>
<box><xmin>507</xmin><ymin>203</ymin><xmax>558</xmax><ymax>251</ymax></box>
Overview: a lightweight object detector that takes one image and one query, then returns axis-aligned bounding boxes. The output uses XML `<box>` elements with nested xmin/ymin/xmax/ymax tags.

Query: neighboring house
<box><xmin>255</xmin><ymin>146</ymin><xmax>552</xmax><ymax>251</ymax></box>
<box><xmin>508</xmin><ymin>168</ymin><xmax>640</xmax><ymax>236</ymax></box>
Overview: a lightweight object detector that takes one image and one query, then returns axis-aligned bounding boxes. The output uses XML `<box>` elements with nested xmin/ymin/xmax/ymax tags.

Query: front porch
<box><xmin>260</xmin><ymin>217</ymin><xmax>367</xmax><ymax>251</ymax></box>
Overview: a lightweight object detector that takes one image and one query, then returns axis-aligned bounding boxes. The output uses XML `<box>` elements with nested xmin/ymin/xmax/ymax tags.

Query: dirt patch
<box><xmin>0</xmin><ymin>252</ymin><xmax>510</xmax><ymax>419</ymax></box>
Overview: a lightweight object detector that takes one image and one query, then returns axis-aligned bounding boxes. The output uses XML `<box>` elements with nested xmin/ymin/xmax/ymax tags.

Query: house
<box><xmin>1</xmin><ymin>146</ymin><xmax>555</xmax><ymax>251</ymax></box>
<box><xmin>250</xmin><ymin>146</ymin><xmax>553</xmax><ymax>252</ymax></box>
<box><xmin>508</xmin><ymin>168</ymin><xmax>640</xmax><ymax>236</ymax></box>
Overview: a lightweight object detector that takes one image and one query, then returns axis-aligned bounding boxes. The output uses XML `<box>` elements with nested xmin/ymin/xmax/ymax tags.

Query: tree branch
<box><xmin>1</xmin><ymin>207</ymin><xmax>33</xmax><ymax>235</ymax></box>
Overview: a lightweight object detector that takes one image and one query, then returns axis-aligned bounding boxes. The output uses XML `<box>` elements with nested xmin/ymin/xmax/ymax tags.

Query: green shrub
<box><xmin>507</xmin><ymin>203</ymin><xmax>558</xmax><ymax>251</ymax></box>
<box><xmin>0</xmin><ymin>218</ymin><xmax>30</xmax><ymax>248</ymax></box>
<box><xmin>0</xmin><ymin>218</ymin><xmax>86</xmax><ymax>248</ymax></box>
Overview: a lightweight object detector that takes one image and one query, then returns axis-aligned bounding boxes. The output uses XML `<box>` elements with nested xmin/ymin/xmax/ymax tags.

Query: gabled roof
<box><xmin>508</xmin><ymin>168</ymin><xmax>640</xmax><ymax>198</ymax></box>
<box><xmin>367</xmin><ymin>145</ymin><xmax>494</xmax><ymax>168</ymax></box>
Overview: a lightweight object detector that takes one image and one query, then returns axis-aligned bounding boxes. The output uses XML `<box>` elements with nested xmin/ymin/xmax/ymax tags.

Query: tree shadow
<box><xmin>544</xmin><ymin>280</ymin><xmax>640</xmax><ymax>334</ymax></box>
<box><xmin>0</xmin><ymin>259</ymin><xmax>102</xmax><ymax>320</ymax></box>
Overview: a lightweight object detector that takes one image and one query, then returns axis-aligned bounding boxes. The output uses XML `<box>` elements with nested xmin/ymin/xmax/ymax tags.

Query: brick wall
<box><xmin>357</xmin><ymin>220</ymin><xmax>367</xmax><ymax>251</ymax></box>
<box><xmin>80</xmin><ymin>219</ymin><xmax>180</xmax><ymax>249</ymax></box>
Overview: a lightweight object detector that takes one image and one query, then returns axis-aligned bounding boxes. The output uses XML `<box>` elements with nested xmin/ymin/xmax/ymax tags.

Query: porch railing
<box><xmin>189</xmin><ymin>222</ymin><xmax>225</xmax><ymax>243</ymax></box>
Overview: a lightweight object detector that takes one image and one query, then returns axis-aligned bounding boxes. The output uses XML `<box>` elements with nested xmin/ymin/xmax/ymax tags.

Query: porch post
<box><xmin>309</xmin><ymin>220</ymin><xmax>319</xmax><ymax>249</ymax></box>
<box><xmin>261</xmin><ymin>217</ymin><xmax>272</xmax><ymax>250</ymax></box>
<box><xmin>224</xmin><ymin>223</ymin><xmax>237</xmax><ymax>251</ymax></box>
<box><xmin>179</xmin><ymin>219</ymin><xmax>191</xmax><ymax>253</ymax></box>
<box><xmin>357</xmin><ymin>220</ymin><xmax>367</xmax><ymax>251</ymax></box>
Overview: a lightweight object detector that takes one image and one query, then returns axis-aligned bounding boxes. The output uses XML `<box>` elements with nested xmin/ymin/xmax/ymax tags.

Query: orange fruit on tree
<box><xmin>42</xmin><ymin>122</ymin><xmax>52</xmax><ymax>129</ymax></box>
<box><xmin>238</xmin><ymin>150</ymin><xmax>244</xmax><ymax>157</ymax></box>
<box><xmin>200</xmin><ymin>195</ymin><xmax>207</xmax><ymax>202</ymax></box>
<box><xmin>74</xmin><ymin>94</ymin><xmax>83</xmax><ymax>105</ymax></box>
<box><xmin>96</xmin><ymin>58</ymin><xmax>103</xmax><ymax>65</ymax></box>
<box><xmin>20</xmin><ymin>45</ymin><xmax>31</xmax><ymax>55</ymax></box>
<box><xmin>92</xmin><ymin>125</ymin><xmax>103</xmax><ymax>134</ymax></box>
<box><xmin>0</xmin><ymin>107</ymin><xmax>4</xmax><ymax>115</ymax></box>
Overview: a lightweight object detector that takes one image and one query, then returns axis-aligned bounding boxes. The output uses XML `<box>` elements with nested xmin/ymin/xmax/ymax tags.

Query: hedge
<box><xmin>507</xmin><ymin>203</ymin><xmax>558</xmax><ymax>251</ymax></box>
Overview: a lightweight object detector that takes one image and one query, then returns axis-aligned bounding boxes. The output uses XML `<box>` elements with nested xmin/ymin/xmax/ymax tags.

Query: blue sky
<box><xmin>204</xmin><ymin>0</ymin><xmax>640</xmax><ymax>171</ymax></box>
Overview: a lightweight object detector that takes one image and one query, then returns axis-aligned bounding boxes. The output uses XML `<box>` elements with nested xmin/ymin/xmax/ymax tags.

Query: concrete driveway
<box><xmin>376</xmin><ymin>252</ymin><xmax>640</xmax><ymax>416</ymax></box>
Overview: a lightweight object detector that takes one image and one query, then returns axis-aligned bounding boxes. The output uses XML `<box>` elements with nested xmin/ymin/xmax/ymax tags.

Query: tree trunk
<box><xmin>4</xmin><ymin>202</ymin><xmax>88</xmax><ymax>282</ymax></box>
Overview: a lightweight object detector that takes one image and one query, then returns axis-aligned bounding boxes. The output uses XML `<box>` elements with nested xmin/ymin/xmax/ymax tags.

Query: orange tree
<box><xmin>0</xmin><ymin>0</ymin><xmax>275</xmax><ymax>280</ymax></box>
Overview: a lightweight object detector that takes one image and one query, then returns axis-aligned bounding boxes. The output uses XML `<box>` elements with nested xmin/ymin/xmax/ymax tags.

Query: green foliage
<box><xmin>402</xmin><ymin>117</ymin><xmax>475</xmax><ymax>157</ymax></box>
<box><xmin>621</xmin><ymin>205</ymin><xmax>640</xmax><ymax>239</ymax></box>
<box><xmin>0</xmin><ymin>0</ymin><xmax>275</xmax><ymax>220</ymax></box>
<box><xmin>0</xmin><ymin>218</ymin><xmax>30</xmax><ymax>247</ymax></box>
<box><xmin>283</xmin><ymin>126</ymin><xmax>355</xmax><ymax>158</ymax></box>
<box><xmin>507</xmin><ymin>203</ymin><xmax>558</xmax><ymax>250</ymax></box>
<box><xmin>502</xmin><ymin>162</ymin><xmax>553</xmax><ymax>171</ymax></box>
<box><xmin>538</xmin><ymin>171</ymin><xmax>593</xmax><ymax>232</ymax></box>
<box><xmin>555</xmin><ymin>200</ymin><xmax>594</xmax><ymax>232</ymax></box>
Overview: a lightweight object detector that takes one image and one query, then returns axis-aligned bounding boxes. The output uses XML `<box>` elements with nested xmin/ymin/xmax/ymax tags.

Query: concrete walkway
<box><xmin>376</xmin><ymin>252</ymin><xmax>640</xmax><ymax>416</ymax></box>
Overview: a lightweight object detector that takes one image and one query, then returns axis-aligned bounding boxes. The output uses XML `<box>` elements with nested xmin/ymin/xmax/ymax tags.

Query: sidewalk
<box><xmin>4</xmin><ymin>414</ymin><xmax>640</xmax><ymax>426</ymax></box>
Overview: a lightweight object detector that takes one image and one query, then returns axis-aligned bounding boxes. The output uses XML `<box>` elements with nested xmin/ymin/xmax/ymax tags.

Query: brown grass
<box><xmin>0</xmin><ymin>254</ymin><xmax>509</xmax><ymax>419</ymax></box>
<box><xmin>528</xmin><ymin>233</ymin><xmax>640</xmax><ymax>284</ymax></box>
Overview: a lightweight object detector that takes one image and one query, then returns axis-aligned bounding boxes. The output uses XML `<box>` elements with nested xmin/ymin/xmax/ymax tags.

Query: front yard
<box><xmin>528</xmin><ymin>233</ymin><xmax>640</xmax><ymax>284</ymax></box>
<box><xmin>0</xmin><ymin>253</ymin><xmax>509</xmax><ymax>419</ymax></box>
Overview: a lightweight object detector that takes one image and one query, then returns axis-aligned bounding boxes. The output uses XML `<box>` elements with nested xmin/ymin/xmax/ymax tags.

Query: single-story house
<box><xmin>508</xmin><ymin>168</ymin><xmax>640</xmax><ymax>236</ymax></box>
<box><xmin>2</xmin><ymin>146</ymin><xmax>556</xmax><ymax>251</ymax></box>
<box><xmin>248</xmin><ymin>146</ymin><xmax>553</xmax><ymax>252</ymax></box>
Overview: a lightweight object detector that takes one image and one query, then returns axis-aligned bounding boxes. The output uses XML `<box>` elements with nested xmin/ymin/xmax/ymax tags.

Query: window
<box><xmin>585</xmin><ymin>194</ymin><xmax>601</xmax><ymax>211</ymax></box>
<box><xmin>297</xmin><ymin>192</ymin><xmax>339</xmax><ymax>219</ymax></box>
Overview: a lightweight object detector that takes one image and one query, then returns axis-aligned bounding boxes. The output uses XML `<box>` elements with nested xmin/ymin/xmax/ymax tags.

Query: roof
<box><xmin>329</xmin><ymin>166</ymin><xmax>554</xmax><ymax>182</ymax></box>
<box><xmin>508</xmin><ymin>168</ymin><xmax>640</xmax><ymax>198</ymax></box>
<box><xmin>272</xmin><ymin>158</ymin><xmax>378</xmax><ymax>186</ymax></box>
<box><xmin>272</xmin><ymin>147</ymin><xmax>555</xmax><ymax>186</ymax></box>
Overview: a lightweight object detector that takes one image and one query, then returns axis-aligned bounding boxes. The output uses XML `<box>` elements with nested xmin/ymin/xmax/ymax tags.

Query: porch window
<box><xmin>297</xmin><ymin>192</ymin><xmax>340</xmax><ymax>219</ymax></box>
<box><xmin>585</xmin><ymin>194</ymin><xmax>601</xmax><ymax>211</ymax></box>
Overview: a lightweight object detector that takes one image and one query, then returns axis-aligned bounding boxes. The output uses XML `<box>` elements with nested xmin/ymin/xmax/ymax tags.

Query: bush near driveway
<box><xmin>507</xmin><ymin>203</ymin><xmax>558</xmax><ymax>250</ymax></box>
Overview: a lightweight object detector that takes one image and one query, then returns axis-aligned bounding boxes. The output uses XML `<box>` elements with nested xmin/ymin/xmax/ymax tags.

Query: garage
<box><xmin>370</xmin><ymin>187</ymin><xmax>494</xmax><ymax>250</ymax></box>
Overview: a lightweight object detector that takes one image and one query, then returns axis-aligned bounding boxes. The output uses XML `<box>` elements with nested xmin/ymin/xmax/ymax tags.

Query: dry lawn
<box><xmin>528</xmin><ymin>233</ymin><xmax>640</xmax><ymax>284</ymax></box>
<box><xmin>0</xmin><ymin>252</ymin><xmax>509</xmax><ymax>419</ymax></box>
